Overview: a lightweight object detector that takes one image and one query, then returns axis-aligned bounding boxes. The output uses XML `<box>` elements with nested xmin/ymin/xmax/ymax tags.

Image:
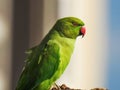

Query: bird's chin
<box><xmin>78</xmin><ymin>33</ymin><xmax>84</xmax><ymax>38</ymax></box>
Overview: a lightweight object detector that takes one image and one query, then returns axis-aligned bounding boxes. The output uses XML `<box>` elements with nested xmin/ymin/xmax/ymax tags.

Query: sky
<box><xmin>108</xmin><ymin>0</ymin><xmax>120</xmax><ymax>89</ymax></box>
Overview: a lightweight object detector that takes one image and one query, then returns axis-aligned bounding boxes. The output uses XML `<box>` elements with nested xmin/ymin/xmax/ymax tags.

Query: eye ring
<box><xmin>72</xmin><ymin>22</ymin><xmax>80</xmax><ymax>26</ymax></box>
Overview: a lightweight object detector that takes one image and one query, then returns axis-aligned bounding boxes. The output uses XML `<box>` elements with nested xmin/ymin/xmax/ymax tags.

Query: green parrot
<box><xmin>16</xmin><ymin>17</ymin><xmax>86</xmax><ymax>90</ymax></box>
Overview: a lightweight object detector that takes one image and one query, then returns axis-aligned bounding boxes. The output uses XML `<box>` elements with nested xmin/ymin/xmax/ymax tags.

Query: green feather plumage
<box><xmin>16</xmin><ymin>17</ymin><xmax>84</xmax><ymax>90</ymax></box>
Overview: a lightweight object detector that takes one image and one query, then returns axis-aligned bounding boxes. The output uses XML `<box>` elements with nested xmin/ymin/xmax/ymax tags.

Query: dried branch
<box><xmin>51</xmin><ymin>84</ymin><xmax>108</xmax><ymax>90</ymax></box>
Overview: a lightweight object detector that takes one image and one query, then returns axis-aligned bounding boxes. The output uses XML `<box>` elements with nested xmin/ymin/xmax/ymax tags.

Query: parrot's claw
<box><xmin>55</xmin><ymin>83</ymin><xmax>61</xmax><ymax>90</ymax></box>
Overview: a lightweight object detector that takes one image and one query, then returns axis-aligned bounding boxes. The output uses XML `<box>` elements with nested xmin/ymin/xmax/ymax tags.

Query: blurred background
<box><xmin>0</xmin><ymin>0</ymin><xmax>120</xmax><ymax>90</ymax></box>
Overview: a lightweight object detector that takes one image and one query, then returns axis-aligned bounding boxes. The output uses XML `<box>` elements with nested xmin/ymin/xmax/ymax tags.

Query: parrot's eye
<box><xmin>72</xmin><ymin>22</ymin><xmax>80</xmax><ymax>26</ymax></box>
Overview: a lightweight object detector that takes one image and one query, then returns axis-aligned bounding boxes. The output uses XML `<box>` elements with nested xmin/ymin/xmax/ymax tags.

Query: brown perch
<box><xmin>51</xmin><ymin>84</ymin><xmax>108</xmax><ymax>90</ymax></box>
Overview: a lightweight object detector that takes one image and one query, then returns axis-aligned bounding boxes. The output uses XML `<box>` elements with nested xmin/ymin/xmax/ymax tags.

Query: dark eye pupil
<box><xmin>72</xmin><ymin>22</ymin><xmax>79</xmax><ymax>26</ymax></box>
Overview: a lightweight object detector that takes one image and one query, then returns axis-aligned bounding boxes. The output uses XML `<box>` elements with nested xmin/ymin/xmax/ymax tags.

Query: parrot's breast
<box><xmin>50</xmin><ymin>36</ymin><xmax>75</xmax><ymax>82</ymax></box>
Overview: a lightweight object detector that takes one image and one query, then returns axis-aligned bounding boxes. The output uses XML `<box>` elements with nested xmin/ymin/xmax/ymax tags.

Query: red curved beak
<box><xmin>79</xmin><ymin>26</ymin><xmax>86</xmax><ymax>38</ymax></box>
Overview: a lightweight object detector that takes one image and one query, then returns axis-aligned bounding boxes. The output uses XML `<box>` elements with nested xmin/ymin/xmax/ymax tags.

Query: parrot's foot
<box><xmin>51</xmin><ymin>84</ymin><xmax>70</xmax><ymax>90</ymax></box>
<box><xmin>51</xmin><ymin>83</ymin><xmax>61</xmax><ymax>90</ymax></box>
<box><xmin>60</xmin><ymin>84</ymin><xmax>70</xmax><ymax>90</ymax></box>
<box><xmin>55</xmin><ymin>83</ymin><xmax>61</xmax><ymax>90</ymax></box>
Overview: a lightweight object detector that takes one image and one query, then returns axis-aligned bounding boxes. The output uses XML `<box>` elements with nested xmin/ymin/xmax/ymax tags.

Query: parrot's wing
<box><xmin>16</xmin><ymin>40</ymin><xmax>60</xmax><ymax>90</ymax></box>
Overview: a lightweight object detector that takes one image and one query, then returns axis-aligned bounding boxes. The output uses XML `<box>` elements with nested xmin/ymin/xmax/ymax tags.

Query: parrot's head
<box><xmin>54</xmin><ymin>17</ymin><xmax>86</xmax><ymax>39</ymax></box>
